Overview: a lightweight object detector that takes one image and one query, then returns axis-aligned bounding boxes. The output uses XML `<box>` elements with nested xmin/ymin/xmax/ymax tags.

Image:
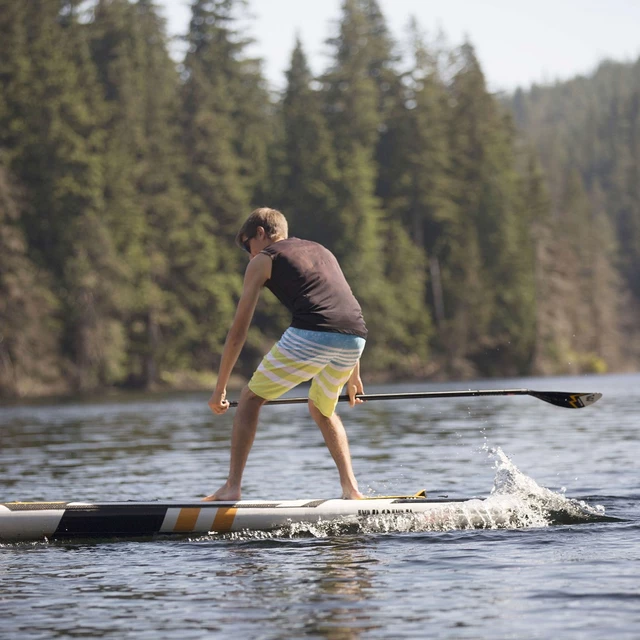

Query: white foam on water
<box><xmin>487</xmin><ymin>447</ymin><xmax>605</xmax><ymax>524</ymax></box>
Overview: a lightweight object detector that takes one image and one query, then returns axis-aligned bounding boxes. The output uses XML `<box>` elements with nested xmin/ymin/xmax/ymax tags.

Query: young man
<box><xmin>206</xmin><ymin>207</ymin><xmax>368</xmax><ymax>501</ymax></box>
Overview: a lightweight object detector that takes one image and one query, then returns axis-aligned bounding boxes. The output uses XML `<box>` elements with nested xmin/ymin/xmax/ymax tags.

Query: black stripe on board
<box><xmin>54</xmin><ymin>505</ymin><xmax>168</xmax><ymax>539</ymax></box>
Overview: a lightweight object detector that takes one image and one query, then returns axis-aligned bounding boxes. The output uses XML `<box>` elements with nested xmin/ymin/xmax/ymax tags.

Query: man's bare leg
<box><xmin>308</xmin><ymin>400</ymin><xmax>364</xmax><ymax>500</ymax></box>
<box><xmin>203</xmin><ymin>386</ymin><xmax>266</xmax><ymax>501</ymax></box>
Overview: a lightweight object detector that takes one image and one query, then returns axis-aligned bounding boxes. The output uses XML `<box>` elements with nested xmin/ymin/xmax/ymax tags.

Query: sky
<box><xmin>155</xmin><ymin>0</ymin><xmax>640</xmax><ymax>93</ymax></box>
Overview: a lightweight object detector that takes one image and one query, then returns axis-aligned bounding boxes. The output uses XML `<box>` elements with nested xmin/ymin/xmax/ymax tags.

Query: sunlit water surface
<box><xmin>1</xmin><ymin>373</ymin><xmax>639</xmax><ymax>639</ymax></box>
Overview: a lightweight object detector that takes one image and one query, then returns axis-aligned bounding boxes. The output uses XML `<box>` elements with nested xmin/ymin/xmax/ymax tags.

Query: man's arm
<box><xmin>208</xmin><ymin>254</ymin><xmax>272</xmax><ymax>414</ymax></box>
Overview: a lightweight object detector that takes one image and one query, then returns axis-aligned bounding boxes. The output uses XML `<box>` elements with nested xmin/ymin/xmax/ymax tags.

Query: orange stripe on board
<box><xmin>174</xmin><ymin>507</ymin><xmax>201</xmax><ymax>532</ymax></box>
<box><xmin>212</xmin><ymin>507</ymin><xmax>237</xmax><ymax>533</ymax></box>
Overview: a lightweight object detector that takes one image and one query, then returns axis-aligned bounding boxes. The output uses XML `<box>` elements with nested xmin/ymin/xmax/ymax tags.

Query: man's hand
<box><xmin>208</xmin><ymin>388</ymin><xmax>230</xmax><ymax>414</ymax></box>
<box><xmin>346</xmin><ymin>365</ymin><xmax>364</xmax><ymax>407</ymax></box>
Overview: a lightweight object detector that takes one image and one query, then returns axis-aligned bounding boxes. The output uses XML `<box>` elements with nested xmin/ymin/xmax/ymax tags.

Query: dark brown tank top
<box><xmin>260</xmin><ymin>238</ymin><xmax>367</xmax><ymax>338</ymax></box>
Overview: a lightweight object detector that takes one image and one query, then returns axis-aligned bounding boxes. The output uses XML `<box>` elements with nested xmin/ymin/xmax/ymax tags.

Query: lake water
<box><xmin>1</xmin><ymin>373</ymin><xmax>639</xmax><ymax>639</ymax></box>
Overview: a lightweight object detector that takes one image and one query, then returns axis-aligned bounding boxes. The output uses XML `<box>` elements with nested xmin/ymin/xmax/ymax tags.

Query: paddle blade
<box><xmin>529</xmin><ymin>391</ymin><xmax>602</xmax><ymax>409</ymax></box>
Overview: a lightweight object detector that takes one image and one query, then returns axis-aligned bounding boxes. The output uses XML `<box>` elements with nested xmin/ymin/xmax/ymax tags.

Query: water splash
<box><xmin>489</xmin><ymin>447</ymin><xmax>606</xmax><ymax>526</ymax></box>
<box><xmin>203</xmin><ymin>448</ymin><xmax>607</xmax><ymax>541</ymax></box>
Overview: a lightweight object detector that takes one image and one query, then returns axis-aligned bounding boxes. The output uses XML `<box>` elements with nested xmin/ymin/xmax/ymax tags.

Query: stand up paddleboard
<box><xmin>0</xmin><ymin>490</ymin><xmax>485</xmax><ymax>541</ymax></box>
<box><xmin>2</xmin><ymin>487</ymin><xmax>611</xmax><ymax>542</ymax></box>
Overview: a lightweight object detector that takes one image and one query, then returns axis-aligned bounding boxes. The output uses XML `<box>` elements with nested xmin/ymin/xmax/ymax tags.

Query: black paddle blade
<box><xmin>529</xmin><ymin>391</ymin><xmax>602</xmax><ymax>409</ymax></box>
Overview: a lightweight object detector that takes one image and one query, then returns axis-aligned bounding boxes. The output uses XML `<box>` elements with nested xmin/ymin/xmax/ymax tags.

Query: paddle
<box><xmin>229</xmin><ymin>389</ymin><xmax>602</xmax><ymax>409</ymax></box>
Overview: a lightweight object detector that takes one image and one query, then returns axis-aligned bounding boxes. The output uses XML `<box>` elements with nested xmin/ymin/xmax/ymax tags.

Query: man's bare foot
<box><xmin>202</xmin><ymin>483</ymin><xmax>241</xmax><ymax>502</ymax></box>
<box><xmin>342</xmin><ymin>489</ymin><xmax>365</xmax><ymax>500</ymax></box>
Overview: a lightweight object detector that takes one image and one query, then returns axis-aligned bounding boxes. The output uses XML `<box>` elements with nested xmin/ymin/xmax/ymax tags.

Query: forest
<box><xmin>1</xmin><ymin>0</ymin><xmax>639</xmax><ymax>398</ymax></box>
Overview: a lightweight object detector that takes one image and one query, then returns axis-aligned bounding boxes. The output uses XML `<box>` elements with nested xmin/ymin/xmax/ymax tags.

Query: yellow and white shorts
<box><xmin>248</xmin><ymin>327</ymin><xmax>366</xmax><ymax>417</ymax></box>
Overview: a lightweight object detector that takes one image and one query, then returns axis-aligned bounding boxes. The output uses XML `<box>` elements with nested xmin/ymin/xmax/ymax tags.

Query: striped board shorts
<box><xmin>248</xmin><ymin>327</ymin><xmax>366</xmax><ymax>417</ymax></box>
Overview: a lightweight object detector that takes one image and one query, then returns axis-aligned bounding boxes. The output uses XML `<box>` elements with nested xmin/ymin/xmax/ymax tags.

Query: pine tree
<box><xmin>374</xmin><ymin>222</ymin><xmax>432</xmax><ymax>375</ymax></box>
<box><xmin>0</xmin><ymin>2</ymin><xmax>30</xmax><ymax>159</ymax></box>
<box><xmin>179</xmin><ymin>0</ymin><xmax>268</xmax><ymax>372</ymax></box>
<box><xmin>585</xmin><ymin>183</ymin><xmax>623</xmax><ymax>368</ymax></box>
<box><xmin>522</xmin><ymin>151</ymin><xmax>554</xmax><ymax>373</ymax></box>
<box><xmin>1</xmin><ymin>0</ymin><xmax>126</xmax><ymax>390</ymax></box>
<box><xmin>0</xmin><ymin>159</ymin><xmax>60</xmax><ymax>397</ymax></box>
<box><xmin>181</xmin><ymin>0</ymin><xmax>249</xmax><ymax>235</ymax></box>
<box><xmin>322</xmin><ymin>0</ymin><xmax>432</xmax><ymax>373</ymax></box>
<box><xmin>321</xmin><ymin>0</ymin><xmax>385</xmax><ymax>276</ymax></box>
<box><xmin>88</xmin><ymin>0</ymin><xmax>204</xmax><ymax>386</ymax></box>
<box><xmin>376</xmin><ymin>19</ymin><xmax>452</xmax><ymax>340</ymax></box>
<box><xmin>183</xmin><ymin>0</ymin><xmax>270</xmax><ymax>214</ymax></box>
<box><xmin>279</xmin><ymin>38</ymin><xmax>341</xmax><ymax>247</ymax></box>
<box><xmin>444</xmin><ymin>42</ymin><xmax>536</xmax><ymax>375</ymax></box>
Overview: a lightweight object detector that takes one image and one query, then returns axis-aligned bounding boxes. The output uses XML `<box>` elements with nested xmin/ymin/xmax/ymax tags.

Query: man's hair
<box><xmin>236</xmin><ymin>208</ymin><xmax>288</xmax><ymax>248</ymax></box>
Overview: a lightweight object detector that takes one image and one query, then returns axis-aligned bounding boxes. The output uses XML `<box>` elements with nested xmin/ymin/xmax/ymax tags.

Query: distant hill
<box><xmin>505</xmin><ymin>57</ymin><xmax>640</xmax><ymax>373</ymax></box>
<box><xmin>508</xmin><ymin>57</ymin><xmax>640</xmax><ymax>298</ymax></box>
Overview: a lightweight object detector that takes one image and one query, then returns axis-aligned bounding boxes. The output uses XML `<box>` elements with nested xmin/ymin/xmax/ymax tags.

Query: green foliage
<box><xmin>0</xmin><ymin>0</ymin><xmax>129</xmax><ymax>391</ymax></box>
<box><xmin>0</xmin><ymin>0</ymin><xmax>637</xmax><ymax>397</ymax></box>
<box><xmin>0</xmin><ymin>161</ymin><xmax>61</xmax><ymax>397</ymax></box>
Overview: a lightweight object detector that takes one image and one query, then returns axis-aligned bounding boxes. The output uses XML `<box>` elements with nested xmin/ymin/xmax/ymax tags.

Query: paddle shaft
<box><xmin>228</xmin><ymin>388</ymin><xmax>601</xmax><ymax>409</ymax></box>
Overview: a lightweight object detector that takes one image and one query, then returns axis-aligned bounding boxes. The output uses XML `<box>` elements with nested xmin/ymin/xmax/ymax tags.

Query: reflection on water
<box><xmin>206</xmin><ymin>539</ymin><xmax>380</xmax><ymax>639</ymax></box>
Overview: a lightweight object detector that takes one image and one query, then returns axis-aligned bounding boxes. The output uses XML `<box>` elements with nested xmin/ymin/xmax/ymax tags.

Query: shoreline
<box><xmin>1</xmin><ymin>366</ymin><xmax>634</xmax><ymax>408</ymax></box>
